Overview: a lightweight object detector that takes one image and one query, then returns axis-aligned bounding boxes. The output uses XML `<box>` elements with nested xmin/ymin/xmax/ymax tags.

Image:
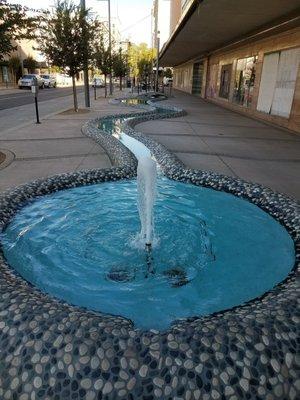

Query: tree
<box><xmin>94</xmin><ymin>37</ymin><xmax>111</xmax><ymax>98</ymax></box>
<box><xmin>38</xmin><ymin>0</ymin><xmax>98</xmax><ymax>111</ymax></box>
<box><xmin>24</xmin><ymin>55</ymin><xmax>37</xmax><ymax>73</ymax></box>
<box><xmin>164</xmin><ymin>68</ymin><xmax>173</xmax><ymax>78</ymax></box>
<box><xmin>0</xmin><ymin>0</ymin><xmax>38</xmax><ymax>60</ymax></box>
<box><xmin>112</xmin><ymin>49</ymin><xmax>128</xmax><ymax>91</ymax></box>
<box><xmin>128</xmin><ymin>43</ymin><xmax>155</xmax><ymax>87</ymax></box>
<box><xmin>8</xmin><ymin>55</ymin><xmax>21</xmax><ymax>85</ymax></box>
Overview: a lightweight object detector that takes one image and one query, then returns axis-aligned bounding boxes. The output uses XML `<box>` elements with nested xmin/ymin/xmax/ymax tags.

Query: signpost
<box><xmin>31</xmin><ymin>78</ymin><xmax>41</xmax><ymax>124</ymax></box>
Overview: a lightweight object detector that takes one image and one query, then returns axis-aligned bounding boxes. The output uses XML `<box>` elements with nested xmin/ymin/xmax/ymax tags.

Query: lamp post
<box><xmin>155</xmin><ymin>31</ymin><xmax>160</xmax><ymax>92</ymax></box>
<box><xmin>153</xmin><ymin>0</ymin><xmax>160</xmax><ymax>92</ymax></box>
<box><xmin>80</xmin><ymin>0</ymin><xmax>91</xmax><ymax>108</ymax></box>
<box><xmin>98</xmin><ymin>0</ymin><xmax>113</xmax><ymax>96</ymax></box>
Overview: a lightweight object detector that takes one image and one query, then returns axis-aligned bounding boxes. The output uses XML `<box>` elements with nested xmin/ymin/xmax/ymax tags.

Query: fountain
<box><xmin>137</xmin><ymin>157</ymin><xmax>157</xmax><ymax>248</ymax></box>
<box><xmin>137</xmin><ymin>156</ymin><xmax>157</xmax><ymax>276</ymax></box>
<box><xmin>0</xmin><ymin>96</ymin><xmax>298</xmax><ymax>399</ymax></box>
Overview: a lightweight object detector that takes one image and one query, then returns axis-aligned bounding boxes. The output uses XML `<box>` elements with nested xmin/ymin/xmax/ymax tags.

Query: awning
<box><xmin>160</xmin><ymin>0</ymin><xmax>300</xmax><ymax>66</ymax></box>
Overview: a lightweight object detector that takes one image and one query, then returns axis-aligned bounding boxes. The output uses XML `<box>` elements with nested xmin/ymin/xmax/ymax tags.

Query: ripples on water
<box><xmin>1</xmin><ymin>178</ymin><xmax>294</xmax><ymax>330</ymax></box>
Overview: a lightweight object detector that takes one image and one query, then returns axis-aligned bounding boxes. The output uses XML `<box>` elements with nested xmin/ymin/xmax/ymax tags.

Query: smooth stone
<box><xmin>81</xmin><ymin>378</ymin><xmax>92</xmax><ymax>390</ymax></box>
<box><xmin>33</xmin><ymin>377</ymin><xmax>42</xmax><ymax>389</ymax></box>
<box><xmin>271</xmin><ymin>359</ymin><xmax>281</xmax><ymax>373</ymax></box>
<box><xmin>139</xmin><ymin>365</ymin><xmax>148</xmax><ymax>378</ymax></box>
<box><xmin>94</xmin><ymin>379</ymin><xmax>103</xmax><ymax>390</ymax></box>
<box><xmin>240</xmin><ymin>378</ymin><xmax>249</xmax><ymax>392</ymax></box>
<box><xmin>127</xmin><ymin>377</ymin><xmax>136</xmax><ymax>391</ymax></box>
<box><xmin>103</xmin><ymin>382</ymin><xmax>113</xmax><ymax>395</ymax></box>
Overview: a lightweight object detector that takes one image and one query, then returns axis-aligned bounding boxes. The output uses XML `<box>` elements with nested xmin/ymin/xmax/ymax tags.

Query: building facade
<box><xmin>0</xmin><ymin>39</ymin><xmax>44</xmax><ymax>88</ymax></box>
<box><xmin>161</xmin><ymin>0</ymin><xmax>300</xmax><ymax>133</ymax></box>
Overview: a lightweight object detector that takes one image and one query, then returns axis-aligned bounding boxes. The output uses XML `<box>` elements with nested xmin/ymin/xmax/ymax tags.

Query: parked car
<box><xmin>18</xmin><ymin>74</ymin><xmax>45</xmax><ymax>89</ymax></box>
<box><xmin>92</xmin><ymin>78</ymin><xmax>105</xmax><ymax>88</ymax></box>
<box><xmin>40</xmin><ymin>74</ymin><xmax>57</xmax><ymax>88</ymax></box>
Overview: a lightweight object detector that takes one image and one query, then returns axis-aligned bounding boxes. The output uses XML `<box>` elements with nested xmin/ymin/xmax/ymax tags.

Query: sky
<box><xmin>18</xmin><ymin>0</ymin><xmax>170</xmax><ymax>48</ymax></box>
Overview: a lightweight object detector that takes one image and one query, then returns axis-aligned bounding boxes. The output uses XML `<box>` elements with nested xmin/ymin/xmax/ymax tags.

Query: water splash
<box><xmin>137</xmin><ymin>157</ymin><xmax>157</xmax><ymax>247</ymax></box>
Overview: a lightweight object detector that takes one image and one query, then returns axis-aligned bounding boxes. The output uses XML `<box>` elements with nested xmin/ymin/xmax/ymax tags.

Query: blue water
<box><xmin>1</xmin><ymin>178</ymin><xmax>294</xmax><ymax>330</ymax></box>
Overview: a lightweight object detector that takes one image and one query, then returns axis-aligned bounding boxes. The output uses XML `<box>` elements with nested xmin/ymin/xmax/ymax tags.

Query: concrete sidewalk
<box><xmin>0</xmin><ymin>91</ymin><xmax>133</xmax><ymax>192</ymax></box>
<box><xmin>136</xmin><ymin>90</ymin><xmax>300</xmax><ymax>199</ymax></box>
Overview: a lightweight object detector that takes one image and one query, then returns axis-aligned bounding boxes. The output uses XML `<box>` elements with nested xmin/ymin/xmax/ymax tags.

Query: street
<box><xmin>0</xmin><ymin>85</ymin><xmax>93</xmax><ymax>132</ymax></box>
<box><xmin>0</xmin><ymin>86</ymin><xmax>85</xmax><ymax>111</ymax></box>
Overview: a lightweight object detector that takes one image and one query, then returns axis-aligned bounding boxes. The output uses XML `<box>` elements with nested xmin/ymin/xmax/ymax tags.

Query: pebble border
<box><xmin>0</xmin><ymin>96</ymin><xmax>299</xmax><ymax>400</ymax></box>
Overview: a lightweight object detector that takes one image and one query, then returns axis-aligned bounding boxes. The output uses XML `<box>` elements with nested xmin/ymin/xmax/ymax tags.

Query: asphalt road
<box><xmin>0</xmin><ymin>86</ymin><xmax>85</xmax><ymax>111</ymax></box>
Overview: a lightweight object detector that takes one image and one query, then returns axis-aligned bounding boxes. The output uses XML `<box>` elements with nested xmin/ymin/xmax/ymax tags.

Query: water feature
<box><xmin>0</xmin><ymin>98</ymin><xmax>295</xmax><ymax>330</ymax></box>
<box><xmin>137</xmin><ymin>157</ymin><xmax>157</xmax><ymax>248</ymax></box>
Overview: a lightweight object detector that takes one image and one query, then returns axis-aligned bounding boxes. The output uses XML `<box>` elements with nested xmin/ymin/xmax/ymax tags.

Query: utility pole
<box><xmin>81</xmin><ymin>0</ymin><xmax>91</xmax><ymax>107</ymax></box>
<box><xmin>154</xmin><ymin>0</ymin><xmax>159</xmax><ymax>92</ymax></box>
<box><xmin>108</xmin><ymin>0</ymin><xmax>113</xmax><ymax>95</ymax></box>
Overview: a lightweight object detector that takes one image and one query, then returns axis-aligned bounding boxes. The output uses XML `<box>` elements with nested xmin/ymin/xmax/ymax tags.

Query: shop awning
<box><xmin>160</xmin><ymin>0</ymin><xmax>300</xmax><ymax>66</ymax></box>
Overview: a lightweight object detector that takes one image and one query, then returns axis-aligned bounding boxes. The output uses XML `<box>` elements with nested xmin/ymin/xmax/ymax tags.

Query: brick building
<box><xmin>161</xmin><ymin>0</ymin><xmax>300</xmax><ymax>133</ymax></box>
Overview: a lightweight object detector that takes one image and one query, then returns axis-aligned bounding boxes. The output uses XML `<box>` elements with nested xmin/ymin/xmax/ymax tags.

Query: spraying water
<box><xmin>137</xmin><ymin>157</ymin><xmax>157</xmax><ymax>249</ymax></box>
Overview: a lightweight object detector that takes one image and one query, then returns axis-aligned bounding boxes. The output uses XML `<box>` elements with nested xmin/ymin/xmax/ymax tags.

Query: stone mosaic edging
<box><xmin>0</xmin><ymin>97</ymin><xmax>299</xmax><ymax>400</ymax></box>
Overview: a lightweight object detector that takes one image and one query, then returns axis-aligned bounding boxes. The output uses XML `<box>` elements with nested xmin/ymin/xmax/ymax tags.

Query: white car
<box><xmin>92</xmin><ymin>78</ymin><xmax>105</xmax><ymax>88</ymax></box>
<box><xmin>40</xmin><ymin>74</ymin><xmax>57</xmax><ymax>88</ymax></box>
<box><xmin>18</xmin><ymin>74</ymin><xmax>44</xmax><ymax>89</ymax></box>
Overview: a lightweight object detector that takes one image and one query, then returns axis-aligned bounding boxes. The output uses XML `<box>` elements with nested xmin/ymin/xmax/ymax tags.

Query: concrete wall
<box><xmin>173</xmin><ymin>62</ymin><xmax>193</xmax><ymax>93</ymax></box>
<box><xmin>170</xmin><ymin>0</ymin><xmax>182</xmax><ymax>36</ymax></box>
<box><xmin>172</xmin><ymin>27</ymin><xmax>300</xmax><ymax>133</ymax></box>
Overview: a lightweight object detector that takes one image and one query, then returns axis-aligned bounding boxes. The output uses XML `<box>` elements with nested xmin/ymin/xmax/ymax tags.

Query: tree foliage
<box><xmin>94</xmin><ymin>37</ymin><xmax>111</xmax><ymax>77</ymax></box>
<box><xmin>24</xmin><ymin>55</ymin><xmax>37</xmax><ymax>73</ymax></box>
<box><xmin>128</xmin><ymin>43</ymin><xmax>155</xmax><ymax>79</ymax></box>
<box><xmin>0</xmin><ymin>0</ymin><xmax>38</xmax><ymax>60</ymax></box>
<box><xmin>93</xmin><ymin>35</ymin><xmax>111</xmax><ymax>97</ymax></box>
<box><xmin>38</xmin><ymin>0</ymin><xmax>96</xmax><ymax>77</ymax></box>
<box><xmin>112</xmin><ymin>49</ymin><xmax>128</xmax><ymax>90</ymax></box>
<box><xmin>37</xmin><ymin>0</ymin><xmax>100</xmax><ymax>110</ymax></box>
<box><xmin>8</xmin><ymin>55</ymin><xmax>21</xmax><ymax>84</ymax></box>
<box><xmin>112</xmin><ymin>50</ymin><xmax>127</xmax><ymax>78</ymax></box>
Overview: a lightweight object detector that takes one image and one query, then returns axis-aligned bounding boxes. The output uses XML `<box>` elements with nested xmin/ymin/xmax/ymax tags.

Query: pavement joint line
<box><xmin>185</xmin><ymin>118</ymin><xmax>239</xmax><ymax>177</ymax></box>
<box><xmin>0</xmin><ymin>137</ymin><xmax>89</xmax><ymax>142</ymax></box>
<box><xmin>14</xmin><ymin>152</ymin><xmax>105</xmax><ymax>161</ymax></box>
<box><xmin>140</xmin><ymin>132</ymin><xmax>300</xmax><ymax>142</ymax></box>
<box><xmin>0</xmin><ymin>105</ymin><xmax>73</xmax><ymax>136</ymax></box>
<box><xmin>173</xmin><ymin>150</ymin><xmax>300</xmax><ymax>162</ymax></box>
<box><xmin>75</xmin><ymin>143</ymin><xmax>106</xmax><ymax>171</ymax></box>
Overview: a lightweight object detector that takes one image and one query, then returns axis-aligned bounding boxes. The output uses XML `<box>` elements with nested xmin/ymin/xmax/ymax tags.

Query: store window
<box><xmin>219</xmin><ymin>64</ymin><xmax>232</xmax><ymax>99</ymax></box>
<box><xmin>192</xmin><ymin>62</ymin><xmax>204</xmax><ymax>95</ymax></box>
<box><xmin>233</xmin><ymin>56</ymin><xmax>257</xmax><ymax>107</ymax></box>
<box><xmin>257</xmin><ymin>48</ymin><xmax>300</xmax><ymax>118</ymax></box>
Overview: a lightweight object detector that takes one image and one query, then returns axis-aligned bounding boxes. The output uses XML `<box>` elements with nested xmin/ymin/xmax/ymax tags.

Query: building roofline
<box><xmin>159</xmin><ymin>0</ymin><xmax>202</xmax><ymax>62</ymax></box>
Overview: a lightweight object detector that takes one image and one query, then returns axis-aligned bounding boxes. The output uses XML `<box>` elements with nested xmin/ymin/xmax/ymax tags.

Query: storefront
<box><xmin>160</xmin><ymin>0</ymin><xmax>300</xmax><ymax>133</ymax></box>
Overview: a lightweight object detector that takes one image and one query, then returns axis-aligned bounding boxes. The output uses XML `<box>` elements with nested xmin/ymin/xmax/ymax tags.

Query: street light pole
<box><xmin>81</xmin><ymin>0</ymin><xmax>91</xmax><ymax>108</ymax></box>
<box><xmin>108</xmin><ymin>0</ymin><xmax>113</xmax><ymax>95</ymax></box>
<box><xmin>155</xmin><ymin>32</ymin><xmax>160</xmax><ymax>92</ymax></box>
<box><xmin>98</xmin><ymin>0</ymin><xmax>113</xmax><ymax>96</ymax></box>
<box><xmin>154</xmin><ymin>0</ymin><xmax>159</xmax><ymax>92</ymax></box>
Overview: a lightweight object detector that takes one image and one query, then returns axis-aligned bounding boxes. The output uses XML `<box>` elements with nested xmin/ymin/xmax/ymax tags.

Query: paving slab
<box><xmin>148</xmin><ymin>133</ymin><xmax>212</xmax><ymax>153</ymax></box>
<box><xmin>174</xmin><ymin>152</ymin><xmax>236</xmax><ymax>176</ymax></box>
<box><xmin>0</xmin><ymin>93</ymin><xmax>134</xmax><ymax>192</ymax></box>
<box><xmin>136</xmin><ymin>90</ymin><xmax>300</xmax><ymax>199</ymax></box>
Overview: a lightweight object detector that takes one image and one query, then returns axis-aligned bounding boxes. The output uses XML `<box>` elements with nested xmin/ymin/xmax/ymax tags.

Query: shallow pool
<box><xmin>1</xmin><ymin>178</ymin><xmax>294</xmax><ymax>330</ymax></box>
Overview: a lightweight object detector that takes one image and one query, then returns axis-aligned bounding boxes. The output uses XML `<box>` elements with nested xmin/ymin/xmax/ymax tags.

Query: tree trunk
<box><xmin>119</xmin><ymin>76</ymin><xmax>122</xmax><ymax>91</ymax></box>
<box><xmin>72</xmin><ymin>75</ymin><xmax>78</xmax><ymax>112</ymax></box>
<box><xmin>104</xmin><ymin>75</ymin><xmax>107</xmax><ymax>98</ymax></box>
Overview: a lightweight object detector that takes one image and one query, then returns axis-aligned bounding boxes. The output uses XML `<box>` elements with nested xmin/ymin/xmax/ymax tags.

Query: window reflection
<box><xmin>233</xmin><ymin>56</ymin><xmax>257</xmax><ymax>107</ymax></box>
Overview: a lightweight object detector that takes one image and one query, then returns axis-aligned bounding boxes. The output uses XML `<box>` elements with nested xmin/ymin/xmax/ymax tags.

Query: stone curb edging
<box><xmin>0</xmin><ymin>97</ymin><xmax>299</xmax><ymax>400</ymax></box>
